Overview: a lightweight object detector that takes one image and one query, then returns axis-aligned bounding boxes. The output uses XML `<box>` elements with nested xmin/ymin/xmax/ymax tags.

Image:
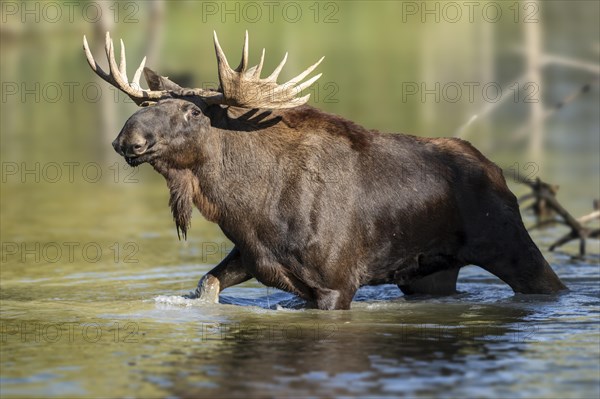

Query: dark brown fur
<box><xmin>111</xmin><ymin>89</ymin><xmax>567</xmax><ymax>309</ymax></box>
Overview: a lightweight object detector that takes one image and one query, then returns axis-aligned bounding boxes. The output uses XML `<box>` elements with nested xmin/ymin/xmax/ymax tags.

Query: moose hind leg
<box><xmin>462</xmin><ymin>186</ymin><xmax>568</xmax><ymax>294</ymax></box>
<box><xmin>477</xmin><ymin>247</ymin><xmax>567</xmax><ymax>294</ymax></box>
<box><xmin>467</xmin><ymin>221</ymin><xmax>567</xmax><ymax>294</ymax></box>
<box><xmin>399</xmin><ymin>268</ymin><xmax>460</xmax><ymax>296</ymax></box>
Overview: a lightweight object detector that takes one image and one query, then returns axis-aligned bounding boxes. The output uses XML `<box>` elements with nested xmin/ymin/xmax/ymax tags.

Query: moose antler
<box><xmin>83</xmin><ymin>32</ymin><xmax>172</xmax><ymax>105</ymax></box>
<box><xmin>83</xmin><ymin>31</ymin><xmax>323</xmax><ymax>109</ymax></box>
<box><xmin>188</xmin><ymin>31</ymin><xmax>324</xmax><ymax>108</ymax></box>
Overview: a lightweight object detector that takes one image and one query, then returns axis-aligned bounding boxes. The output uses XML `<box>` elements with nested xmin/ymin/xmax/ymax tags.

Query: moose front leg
<box><xmin>186</xmin><ymin>247</ymin><xmax>252</xmax><ymax>302</ymax></box>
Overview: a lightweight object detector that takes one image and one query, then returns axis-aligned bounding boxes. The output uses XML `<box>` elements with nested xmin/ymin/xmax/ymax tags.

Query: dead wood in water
<box><xmin>514</xmin><ymin>175</ymin><xmax>599</xmax><ymax>256</ymax></box>
<box><xmin>516</xmin><ymin>176</ymin><xmax>561</xmax><ymax>222</ymax></box>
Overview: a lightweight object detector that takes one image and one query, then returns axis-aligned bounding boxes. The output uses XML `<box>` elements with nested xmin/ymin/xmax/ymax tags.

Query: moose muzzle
<box><xmin>112</xmin><ymin>133</ymin><xmax>151</xmax><ymax>157</ymax></box>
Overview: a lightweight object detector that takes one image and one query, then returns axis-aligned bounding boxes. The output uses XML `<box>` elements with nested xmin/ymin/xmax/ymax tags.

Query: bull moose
<box><xmin>83</xmin><ymin>32</ymin><xmax>566</xmax><ymax>310</ymax></box>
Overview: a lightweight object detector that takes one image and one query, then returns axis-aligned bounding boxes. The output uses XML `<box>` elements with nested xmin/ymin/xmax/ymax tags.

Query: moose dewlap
<box><xmin>83</xmin><ymin>31</ymin><xmax>567</xmax><ymax>310</ymax></box>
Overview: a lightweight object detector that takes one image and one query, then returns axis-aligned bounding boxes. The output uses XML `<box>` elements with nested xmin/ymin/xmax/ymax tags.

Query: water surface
<box><xmin>1</xmin><ymin>181</ymin><xmax>598</xmax><ymax>398</ymax></box>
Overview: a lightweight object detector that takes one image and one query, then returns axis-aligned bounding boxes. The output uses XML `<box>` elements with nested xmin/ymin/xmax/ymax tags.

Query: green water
<box><xmin>1</xmin><ymin>178</ymin><xmax>599</xmax><ymax>398</ymax></box>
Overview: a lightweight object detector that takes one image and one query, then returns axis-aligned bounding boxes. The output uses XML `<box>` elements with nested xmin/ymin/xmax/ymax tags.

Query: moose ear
<box><xmin>143</xmin><ymin>67</ymin><xmax>184</xmax><ymax>91</ymax></box>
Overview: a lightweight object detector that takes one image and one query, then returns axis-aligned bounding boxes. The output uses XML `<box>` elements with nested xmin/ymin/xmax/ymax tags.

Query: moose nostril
<box><xmin>130</xmin><ymin>139</ymin><xmax>148</xmax><ymax>155</ymax></box>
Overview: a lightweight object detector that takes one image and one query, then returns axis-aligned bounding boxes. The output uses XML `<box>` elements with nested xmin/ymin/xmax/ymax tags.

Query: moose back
<box><xmin>83</xmin><ymin>32</ymin><xmax>566</xmax><ymax>310</ymax></box>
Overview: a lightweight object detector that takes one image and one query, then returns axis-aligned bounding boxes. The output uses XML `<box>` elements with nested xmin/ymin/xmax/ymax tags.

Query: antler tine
<box><xmin>293</xmin><ymin>72</ymin><xmax>322</xmax><ymax>93</ymax></box>
<box><xmin>265</xmin><ymin>52</ymin><xmax>288</xmax><ymax>82</ymax></box>
<box><xmin>267</xmin><ymin>93</ymin><xmax>312</xmax><ymax>109</ymax></box>
<box><xmin>105</xmin><ymin>32</ymin><xmax>129</xmax><ymax>90</ymax></box>
<box><xmin>83</xmin><ymin>35</ymin><xmax>111</xmax><ymax>83</ymax></box>
<box><xmin>131</xmin><ymin>56</ymin><xmax>147</xmax><ymax>89</ymax></box>
<box><xmin>271</xmin><ymin>72</ymin><xmax>321</xmax><ymax>106</ymax></box>
<box><xmin>109</xmin><ymin>37</ymin><xmax>151</xmax><ymax>100</ymax></box>
<box><xmin>106</xmin><ymin>33</ymin><xmax>125</xmax><ymax>87</ymax></box>
<box><xmin>119</xmin><ymin>39</ymin><xmax>127</xmax><ymax>82</ymax></box>
<box><xmin>235</xmin><ymin>30</ymin><xmax>249</xmax><ymax>73</ymax></box>
<box><xmin>252</xmin><ymin>48</ymin><xmax>265</xmax><ymax>79</ymax></box>
<box><xmin>213</xmin><ymin>31</ymin><xmax>232</xmax><ymax>75</ymax></box>
<box><xmin>83</xmin><ymin>31</ymin><xmax>170</xmax><ymax>105</ymax></box>
<box><xmin>287</xmin><ymin>93</ymin><xmax>312</xmax><ymax>107</ymax></box>
<box><xmin>284</xmin><ymin>56</ymin><xmax>325</xmax><ymax>86</ymax></box>
<box><xmin>104</xmin><ymin>31</ymin><xmax>113</xmax><ymax>74</ymax></box>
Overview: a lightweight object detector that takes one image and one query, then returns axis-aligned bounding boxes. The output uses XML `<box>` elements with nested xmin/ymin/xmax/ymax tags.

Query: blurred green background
<box><xmin>1</xmin><ymin>0</ymin><xmax>599</xmax><ymax>249</ymax></box>
<box><xmin>1</xmin><ymin>1</ymin><xmax>599</xmax><ymax>204</ymax></box>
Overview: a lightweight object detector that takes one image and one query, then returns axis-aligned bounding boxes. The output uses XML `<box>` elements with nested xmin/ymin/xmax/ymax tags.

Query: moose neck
<box><xmin>157</xmin><ymin>107</ymin><xmax>297</xmax><ymax>240</ymax></box>
<box><xmin>202</xmin><ymin>117</ymin><xmax>295</xmax><ymax>223</ymax></box>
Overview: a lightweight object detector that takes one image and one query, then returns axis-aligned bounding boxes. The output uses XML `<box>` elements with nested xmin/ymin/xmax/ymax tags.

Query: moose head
<box><xmin>84</xmin><ymin>31</ymin><xmax>323</xmax><ymax>168</ymax></box>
